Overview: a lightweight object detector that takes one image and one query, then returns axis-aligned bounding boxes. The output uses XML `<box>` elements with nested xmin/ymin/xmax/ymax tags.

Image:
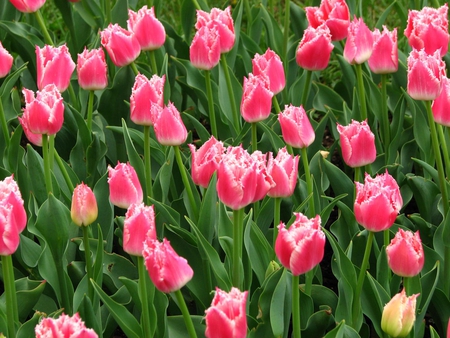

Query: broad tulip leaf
<box><xmin>270</xmin><ymin>269</ymin><xmax>291</xmax><ymax>337</ymax></box>
<box><xmin>321</xmin><ymin>156</ymin><xmax>354</xmax><ymax>208</ymax></box>
<box><xmin>17</xmin><ymin>312</ymin><xmax>43</xmax><ymax>338</ymax></box>
<box><xmin>302</xmin><ymin>308</ymin><xmax>335</xmax><ymax>337</ymax></box>
<box><xmin>76</xmin><ymin>294</ymin><xmax>102</xmax><ymax>334</ymax></box>
<box><xmin>197</xmin><ymin>174</ymin><xmax>217</xmax><ymax>243</ymax></box>
<box><xmin>244</xmin><ymin>219</ymin><xmax>272</xmax><ymax>285</ymax></box>
<box><xmin>14</xmin><ymin>278</ymin><xmax>46</xmax><ymax>322</ymax></box>
<box><xmin>167</xmin><ymin>315</ymin><xmax>205</xmax><ymax>337</ymax></box>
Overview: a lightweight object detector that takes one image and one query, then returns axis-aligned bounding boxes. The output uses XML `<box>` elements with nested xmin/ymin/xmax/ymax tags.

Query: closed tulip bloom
<box><xmin>252</xmin><ymin>48</ymin><xmax>285</xmax><ymax>94</ymax></box>
<box><xmin>381</xmin><ymin>289</ymin><xmax>418</xmax><ymax>338</ymax></box>
<box><xmin>241</xmin><ymin>73</ymin><xmax>273</xmax><ymax>123</ymax></box>
<box><xmin>386</xmin><ymin>229</ymin><xmax>424</xmax><ymax>277</ymax></box>
<box><xmin>35</xmin><ymin>313</ymin><xmax>98</xmax><ymax>338</ymax></box>
<box><xmin>296</xmin><ymin>24</ymin><xmax>334</xmax><ymax>71</ymax></box>
<box><xmin>337</xmin><ymin>119</ymin><xmax>376</xmax><ymax>167</ymax></box>
<box><xmin>189</xmin><ymin>136</ymin><xmax>225</xmax><ymax>188</ymax></box>
<box><xmin>432</xmin><ymin>76</ymin><xmax>450</xmax><ymax>126</ymax></box>
<box><xmin>267</xmin><ymin>147</ymin><xmax>299</xmax><ymax>198</ymax></box>
<box><xmin>190</xmin><ymin>25</ymin><xmax>221</xmax><ymax>70</ymax></box>
<box><xmin>344</xmin><ymin>17</ymin><xmax>373</xmax><ymax>65</ymax></box>
<box><xmin>77</xmin><ymin>47</ymin><xmax>108</xmax><ymax>91</ymax></box>
<box><xmin>36</xmin><ymin>44</ymin><xmax>76</xmax><ymax>92</ymax></box>
<box><xmin>71</xmin><ymin>183</ymin><xmax>98</xmax><ymax>227</ymax></box>
<box><xmin>100</xmin><ymin>24</ymin><xmax>141</xmax><ymax>67</ymax></box>
<box><xmin>0</xmin><ymin>175</ymin><xmax>27</xmax><ymax>233</ymax></box>
<box><xmin>153</xmin><ymin>102</ymin><xmax>187</xmax><ymax>146</ymax></box>
<box><xmin>107</xmin><ymin>162</ymin><xmax>143</xmax><ymax>209</ymax></box>
<box><xmin>0</xmin><ymin>204</ymin><xmax>20</xmax><ymax>256</ymax></box>
<box><xmin>251</xmin><ymin>151</ymin><xmax>275</xmax><ymax>203</ymax></box>
<box><xmin>196</xmin><ymin>7</ymin><xmax>235</xmax><ymax>53</ymax></box>
<box><xmin>143</xmin><ymin>237</ymin><xmax>193</xmax><ymax>293</ymax></box>
<box><xmin>407</xmin><ymin>48</ymin><xmax>445</xmax><ymax>101</ymax></box>
<box><xmin>354</xmin><ymin>171</ymin><xmax>403</xmax><ymax>232</ymax></box>
<box><xmin>128</xmin><ymin>6</ymin><xmax>166</xmax><ymax>51</ymax></box>
<box><xmin>275</xmin><ymin>213</ymin><xmax>325</xmax><ymax>276</ymax></box>
<box><xmin>18</xmin><ymin>111</ymin><xmax>43</xmax><ymax>146</ymax></box>
<box><xmin>0</xmin><ymin>42</ymin><xmax>13</xmax><ymax>78</ymax></box>
<box><xmin>205</xmin><ymin>287</ymin><xmax>248</xmax><ymax>338</ymax></box>
<box><xmin>130</xmin><ymin>73</ymin><xmax>165</xmax><ymax>126</ymax></box>
<box><xmin>368</xmin><ymin>26</ymin><xmax>398</xmax><ymax>74</ymax></box>
<box><xmin>305</xmin><ymin>0</ymin><xmax>350</xmax><ymax>41</ymax></box>
<box><xmin>279</xmin><ymin>104</ymin><xmax>315</xmax><ymax>149</ymax></box>
<box><xmin>22</xmin><ymin>84</ymin><xmax>64</xmax><ymax>136</ymax></box>
<box><xmin>123</xmin><ymin>203</ymin><xmax>156</xmax><ymax>256</ymax></box>
<box><xmin>9</xmin><ymin>0</ymin><xmax>45</xmax><ymax>12</ymax></box>
<box><xmin>405</xmin><ymin>4</ymin><xmax>449</xmax><ymax>57</ymax></box>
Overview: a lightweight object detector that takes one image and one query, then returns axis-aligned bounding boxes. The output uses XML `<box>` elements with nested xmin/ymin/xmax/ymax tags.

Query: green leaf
<box><xmin>0</xmin><ymin>62</ymin><xmax>28</xmax><ymax>98</ymax></box>
<box><xmin>302</xmin><ymin>308</ymin><xmax>335</xmax><ymax>337</ymax></box>
<box><xmin>321</xmin><ymin>156</ymin><xmax>354</xmax><ymax>209</ymax></box>
<box><xmin>17</xmin><ymin>312</ymin><xmax>43</xmax><ymax>338</ymax></box>
<box><xmin>270</xmin><ymin>269</ymin><xmax>291</xmax><ymax>337</ymax></box>
<box><xmin>167</xmin><ymin>315</ymin><xmax>205</xmax><ymax>337</ymax></box>
<box><xmin>197</xmin><ymin>174</ymin><xmax>218</xmax><ymax>243</ymax></box>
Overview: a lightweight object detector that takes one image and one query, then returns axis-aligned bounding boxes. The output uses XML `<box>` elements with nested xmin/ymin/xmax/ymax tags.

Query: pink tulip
<box><xmin>296</xmin><ymin>24</ymin><xmax>334</xmax><ymax>71</ymax></box>
<box><xmin>205</xmin><ymin>287</ymin><xmax>248</xmax><ymax>338</ymax></box>
<box><xmin>9</xmin><ymin>0</ymin><xmax>45</xmax><ymax>12</ymax></box>
<box><xmin>107</xmin><ymin>162</ymin><xmax>143</xmax><ymax>209</ymax></box>
<box><xmin>240</xmin><ymin>73</ymin><xmax>273</xmax><ymax>123</ymax></box>
<box><xmin>216</xmin><ymin>145</ymin><xmax>257</xmax><ymax>210</ymax></box>
<box><xmin>189</xmin><ymin>136</ymin><xmax>225</xmax><ymax>188</ymax></box>
<box><xmin>252</xmin><ymin>48</ymin><xmax>285</xmax><ymax>94</ymax></box>
<box><xmin>18</xmin><ymin>111</ymin><xmax>43</xmax><ymax>146</ymax></box>
<box><xmin>128</xmin><ymin>6</ymin><xmax>166</xmax><ymax>51</ymax></box>
<box><xmin>336</xmin><ymin>119</ymin><xmax>376</xmax><ymax>168</ymax></box>
<box><xmin>0</xmin><ymin>175</ymin><xmax>27</xmax><ymax>233</ymax></box>
<box><xmin>143</xmin><ymin>237</ymin><xmax>193</xmax><ymax>293</ymax></box>
<box><xmin>71</xmin><ymin>183</ymin><xmax>98</xmax><ymax>227</ymax></box>
<box><xmin>251</xmin><ymin>151</ymin><xmax>275</xmax><ymax>203</ymax></box>
<box><xmin>35</xmin><ymin>313</ymin><xmax>98</xmax><ymax>338</ymax></box>
<box><xmin>267</xmin><ymin>147</ymin><xmax>299</xmax><ymax>198</ymax></box>
<box><xmin>386</xmin><ymin>229</ymin><xmax>424</xmax><ymax>277</ymax></box>
<box><xmin>0</xmin><ymin>42</ymin><xmax>13</xmax><ymax>78</ymax></box>
<box><xmin>447</xmin><ymin>319</ymin><xmax>450</xmax><ymax>338</ymax></box>
<box><xmin>381</xmin><ymin>289</ymin><xmax>418</xmax><ymax>338</ymax></box>
<box><xmin>130</xmin><ymin>73</ymin><xmax>165</xmax><ymax>126</ymax></box>
<box><xmin>368</xmin><ymin>26</ymin><xmax>398</xmax><ymax>74</ymax></box>
<box><xmin>153</xmin><ymin>102</ymin><xmax>187</xmax><ymax>146</ymax></box>
<box><xmin>195</xmin><ymin>7</ymin><xmax>235</xmax><ymax>53</ymax></box>
<box><xmin>432</xmin><ymin>76</ymin><xmax>450</xmax><ymax>126</ymax></box>
<box><xmin>22</xmin><ymin>84</ymin><xmax>64</xmax><ymax>136</ymax></box>
<box><xmin>305</xmin><ymin>0</ymin><xmax>350</xmax><ymax>41</ymax></box>
<box><xmin>275</xmin><ymin>213</ymin><xmax>325</xmax><ymax>276</ymax></box>
<box><xmin>0</xmin><ymin>204</ymin><xmax>19</xmax><ymax>256</ymax></box>
<box><xmin>190</xmin><ymin>25</ymin><xmax>221</xmax><ymax>70</ymax></box>
<box><xmin>344</xmin><ymin>17</ymin><xmax>373</xmax><ymax>65</ymax></box>
<box><xmin>405</xmin><ymin>4</ymin><xmax>449</xmax><ymax>57</ymax></box>
<box><xmin>100</xmin><ymin>24</ymin><xmax>141</xmax><ymax>67</ymax></box>
<box><xmin>278</xmin><ymin>104</ymin><xmax>315</xmax><ymax>149</ymax></box>
<box><xmin>407</xmin><ymin>48</ymin><xmax>445</xmax><ymax>101</ymax></box>
<box><xmin>77</xmin><ymin>47</ymin><xmax>108</xmax><ymax>91</ymax></box>
<box><xmin>354</xmin><ymin>171</ymin><xmax>403</xmax><ymax>232</ymax></box>
<box><xmin>123</xmin><ymin>203</ymin><xmax>156</xmax><ymax>256</ymax></box>
<box><xmin>36</xmin><ymin>44</ymin><xmax>76</xmax><ymax>92</ymax></box>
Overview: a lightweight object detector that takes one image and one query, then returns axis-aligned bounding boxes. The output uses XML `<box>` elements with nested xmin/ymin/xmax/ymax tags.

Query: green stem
<box><xmin>55</xmin><ymin>150</ymin><xmax>74</xmax><ymax>192</ymax></box>
<box><xmin>205</xmin><ymin>70</ymin><xmax>217</xmax><ymax>138</ymax></box>
<box><xmin>355</xmin><ymin>63</ymin><xmax>367</xmax><ymax>121</ymax></box>
<box><xmin>191</xmin><ymin>0</ymin><xmax>201</xmax><ymax>10</ymax></box>
<box><xmin>220</xmin><ymin>55</ymin><xmax>240</xmax><ymax>131</ymax></box>
<box><xmin>130</xmin><ymin>62</ymin><xmax>139</xmax><ymax>76</ymax></box>
<box><xmin>403</xmin><ymin>277</ymin><xmax>412</xmax><ymax>296</ymax></box>
<box><xmin>144</xmin><ymin>126</ymin><xmax>154</xmax><ymax>203</ymax></box>
<box><xmin>105</xmin><ymin>0</ymin><xmax>112</xmax><ymax>27</ymax></box>
<box><xmin>148</xmin><ymin>51</ymin><xmax>158</xmax><ymax>75</ymax></box>
<box><xmin>273</xmin><ymin>197</ymin><xmax>281</xmax><ymax>250</ymax></box>
<box><xmin>42</xmin><ymin>135</ymin><xmax>53</xmax><ymax>194</ymax></box>
<box><xmin>244</xmin><ymin>0</ymin><xmax>252</xmax><ymax>26</ymax></box>
<box><xmin>301</xmin><ymin>70</ymin><xmax>312</xmax><ymax>108</ymax></box>
<box><xmin>354</xmin><ymin>166</ymin><xmax>362</xmax><ymax>184</ymax></box>
<box><xmin>352</xmin><ymin>231</ymin><xmax>374</xmax><ymax>329</ymax></box>
<box><xmin>87</xmin><ymin>90</ymin><xmax>95</xmax><ymax>133</ymax></box>
<box><xmin>174</xmin><ymin>146</ymin><xmax>199</xmax><ymax>220</ymax></box>
<box><xmin>0</xmin><ymin>99</ymin><xmax>10</xmax><ymax>146</ymax></box>
<box><xmin>56</xmin><ymin>258</ymin><xmax>72</xmax><ymax>314</ymax></box>
<box><xmin>272</xmin><ymin>95</ymin><xmax>281</xmax><ymax>114</ymax></box>
<box><xmin>147</xmin><ymin>0</ymin><xmax>153</xmax><ymax>8</ymax></box>
<box><xmin>251</xmin><ymin>122</ymin><xmax>257</xmax><ymax>153</ymax></box>
<box><xmin>2</xmin><ymin>255</ymin><xmax>17</xmax><ymax>338</ymax></box>
<box><xmin>304</xmin><ymin>269</ymin><xmax>314</xmax><ymax>297</ymax></box>
<box><xmin>49</xmin><ymin>134</ymin><xmax>55</xmax><ymax>174</ymax></box>
<box><xmin>138</xmin><ymin>256</ymin><xmax>153</xmax><ymax>338</ymax></box>
<box><xmin>67</xmin><ymin>83</ymin><xmax>79</xmax><ymax>110</ymax></box>
<box><xmin>282</xmin><ymin>0</ymin><xmax>290</xmax><ymax>72</ymax></box>
<box><xmin>437</xmin><ymin>124</ymin><xmax>450</xmax><ymax>179</ymax></box>
<box><xmin>232</xmin><ymin>208</ymin><xmax>244</xmax><ymax>288</ymax></box>
<box><xmin>174</xmin><ymin>289</ymin><xmax>198</xmax><ymax>338</ymax></box>
<box><xmin>380</xmin><ymin>74</ymin><xmax>390</xmax><ymax>157</ymax></box>
<box><xmin>292</xmin><ymin>274</ymin><xmax>301</xmax><ymax>338</ymax></box>
<box><xmin>301</xmin><ymin>147</ymin><xmax>315</xmax><ymax>217</ymax></box>
<box><xmin>383</xmin><ymin>229</ymin><xmax>390</xmax><ymax>250</ymax></box>
<box><xmin>34</xmin><ymin>10</ymin><xmax>53</xmax><ymax>45</ymax></box>
<box><xmin>82</xmin><ymin>226</ymin><xmax>94</xmax><ymax>301</ymax></box>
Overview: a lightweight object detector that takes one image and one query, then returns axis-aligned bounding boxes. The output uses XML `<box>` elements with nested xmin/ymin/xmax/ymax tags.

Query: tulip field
<box><xmin>2</xmin><ymin>0</ymin><xmax>450</xmax><ymax>337</ymax></box>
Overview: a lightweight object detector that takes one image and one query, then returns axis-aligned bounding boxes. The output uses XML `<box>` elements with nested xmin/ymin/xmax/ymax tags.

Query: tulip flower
<box><xmin>36</xmin><ymin>44</ymin><xmax>76</xmax><ymax>92</ymax></box>
<box><xmin>18</xmin><ymin>112</ymin><xmax>43</xmax><ymax>146</ymax></box>
<box><xmin>127</xmin><ymin>6</ymin><xmax>166</xmax><ymax>51</ymax></box>
<box><xmin>251</xmin><ymin>151</ymin><xmax>275</xmax><ymax>203</ymax></box>
<box><xmin>100</xmin><ymin>24</ymin><xmax>141</xmax><ymax>67</ymax></box>
<box><xmin>354</xmin><ymin>171</ymin><xmax>403</xmax><ymax>232</ymax></box>
<box><xmin>296</xmin><ymin>24</ymin><xmax>334</xmax><ymax>71</ymax></box>
<box><xmin>432</xmin><ymin>76</ymin><xmax>450</xmax><ymax>126</ymax></box>
<box><xmin>336</xmin><ymin>120</ymin><xmax>376</xmax><ymax>168</ymax></box>
<box><xmin>267</xmin><ymin>147</ymin><xmax>299</xmax><ymax>198</ymax></box>
<box><xmin>130</xmin><ymin>73</ymin><xmax>165</xmax><ymax>126</ymax></box>
<box><xmin>143</xmin><ymin>237</ymin><xmax>193</xmax><ymax>293</ymax></box>
<box><xmin>343</xmin><ymin>17</ymin><xmax>373</xmax><ymax>65</ymax></box>
<box><xmin>153</xmin><ymin>102</ymin><xmax>187</xmax><ymax>146</ymax></box>
<box><xmin>107</xmin><ymin>162</ymin><xmax>143</xmax><ymax>209</ymax></box>
<box><xmin>279</xmin><ymin>104</ymin><xmax>315</xmax><ymax>149</ymax></box>
<box><xmin>240</xmin><ymin>73</ymin><xmax>273</xmax><ymax>123</ymax></box>
<box><xmin>407</xmin><ymin>48</ymin><xmax>445</xmax><ymax>101</ymax></box>
<box><xmin>77</xmin><ymin>47</ymin><xmax>108</xmax><ymax>91</ymax></box>
<box><xmin>189</xmin><ymin>136</ymin><xmax>225</xmax><ymax>188</ymax></box>
<box><xmin>189</xmin><ymin>25</ymin><xmax>221</xmax><ymax>70</ymax></box>
<box><xmin>195</xmin><ymin>7</ymin><xmax>235</xmax><ymax>53</ymax></box>
<box><xmin>123</xmin><ymin>203</ymin><xmax>156</xmax><ymax>256</ymax></box>
<box><xmin>35</xmin><ymin>313</ymin><xmax>98</xmax><ymax>338</ymax></box>
<box><xmin>305</xmin><ymin>0</ymin><xmax>350</xmax><ymax>41</ymax></box>
<box><xmin>0</xmin><ymin>42</ymin><xmax>13</xmax><ymax>78</ymax></box>
<box><xmin>0</xmin><ymin>176</ymin><xmax>27</xmax><ymax>233</ymax></box>
<box><xmin>252</xmin><ymin>48</ymin><xmax>286</xmax><ymax>94</ymax></box>
<box><xmin>205</xmin><ymin>287</ymin><xmax>248</xmax><ymax>338</ymax></box>
<box><xmin>71</xmin><ymin>183</ymin><xmax>98</xmax><ymax>227</ymax></box>
<box><xmin>9</xmin><ymin>0</ymin><xmax>45</xmax><ymax>13</ymax></box>
<box><xmin>381</xmin><ymin>289</ymin><xmax>419</xmax><ymax>338</ymax></box>
<box><xmin>22</xmin><ymin>84</ymin><xmax>64</xmax><ymax>136</ymax></box>
<box><xmin>386</xmin><ymin>229</ymin><xmax>424</xmax><ymax>277</ymax></box>
<box><xmin>0</xmin><ymin>204</ymin><xmax>20</xmax><ymax>256</ymax></box>
<box><xmin>275</xmin><ymin>213</ymin><xmax>325</xmax><ymax>276</ymax></box>
<box><xmin>368</xmin><ymin>26</ymin><xmax>398</xmax><ymax>74</ymax></box>
<box><xmin>405</xmin><ymin>4</ymin><xmax>449</xmax><ymax>57</ymax></box>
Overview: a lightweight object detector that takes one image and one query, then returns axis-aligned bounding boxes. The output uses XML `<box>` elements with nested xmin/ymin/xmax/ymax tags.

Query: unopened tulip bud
<box><xmin>386</xmin><ymin>229</ymin><xmax>424</xmax><ymax>277</ymax></box>
<box><xmin>71</xmin><ymin>183</ymin><xmax>98</xmax><ymax>227</ymax></box>
<box><xmin>381</xmin><ymin>289</ymin><xmax>418</xmax><ymax>338</ymax></box>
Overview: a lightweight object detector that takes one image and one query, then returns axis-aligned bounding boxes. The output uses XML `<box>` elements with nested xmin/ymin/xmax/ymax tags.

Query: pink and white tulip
<box><xmin>386</xmin><ymin>229</ymin><xmax>424</xmax><ymax>277</ymax></box>
<box><xmin>252</xmin><ymin>48</ymin><xmax>285</xmax><ymax>94</ymax></box>
<box><xmin>77</xmin><ymin>47</ymin><xmax>108</xmax><ymax>91</ymax></box>
<box><xmin>296</xmin><ymin>24</ymin><xmax>334</xmax><ymax>71</ymax></box>
<box><xmin>0</xmin><ymin>42</ymin><xmax>13</xmax><ymax>78</ymax></box>
<box><xmin>107</xmin><ymin>162</ymin><xmax>143</xmax><ymax>209</ymax></box>
<box><xmin>128</xmin><ymin>6</ymin><xmax>166</xmax><ymax>51</ymax></box>
<box><xmin>35</xmin><ymin>313</ymin><xmax>98</xmax><ymax>338</ymax></box>
<box><xmin>153</xmin><ymin>102</ymin><xmax>187</xmax><ymax>146</ymax></box>
<box><xmin>130</xmin><ymin>73</ymin><xmax>165</xmax><ymax>126</ymax></box>
<box><xmin>343</xmin><ymin>17</ymin><xmax>373</xmax><ymax>65</ymax></box>
<box><xmin>267</xmin><ymin>147</ymin><xmax>299</xmax><ymax>198</ymax></box>
<box><xmin>9</xmin><ymin>0</ymin><xmax>45</xmax><ymax>12</ymax></box>
<box><xmin>100</xmin><ymin>24</ymin><xmax>141</xmax><ymax>67</ymax></box>
<box><xmin>195</xmin><ymin>7</ymin><xmax>235</xmax><ymax>53</ymax></box>
<box><xmin>71</xmin><ymin>183</ymin><xmax>98</xmax><ymax>227</ymax></box>
<box><xmin>123</xmin><ymin>203</ymin><xmax>156</xmax><ymax>256</ymax></box>
<box><xmin>190</xmin><ymin>25</ymin><xmax>221</xmax><ymax>70</ymax></box>
<box><xmin>278</xmin><ymin>104</ymin><xmax>315</xmax><ymax>149</ymax></box>
<box><xmin>240</xmin><ymin>73</ymin><xmax>273</xmax><ymax>123</ymax></box>
<box><xmin>305</xmin><ymin>0</ymin><xmax>350</xmax><ymax>41</ymax></box>
<box><xmin>368</xmin><ymin>26</ymin><xmax>398</xmax><ymax>74</ymax></box>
